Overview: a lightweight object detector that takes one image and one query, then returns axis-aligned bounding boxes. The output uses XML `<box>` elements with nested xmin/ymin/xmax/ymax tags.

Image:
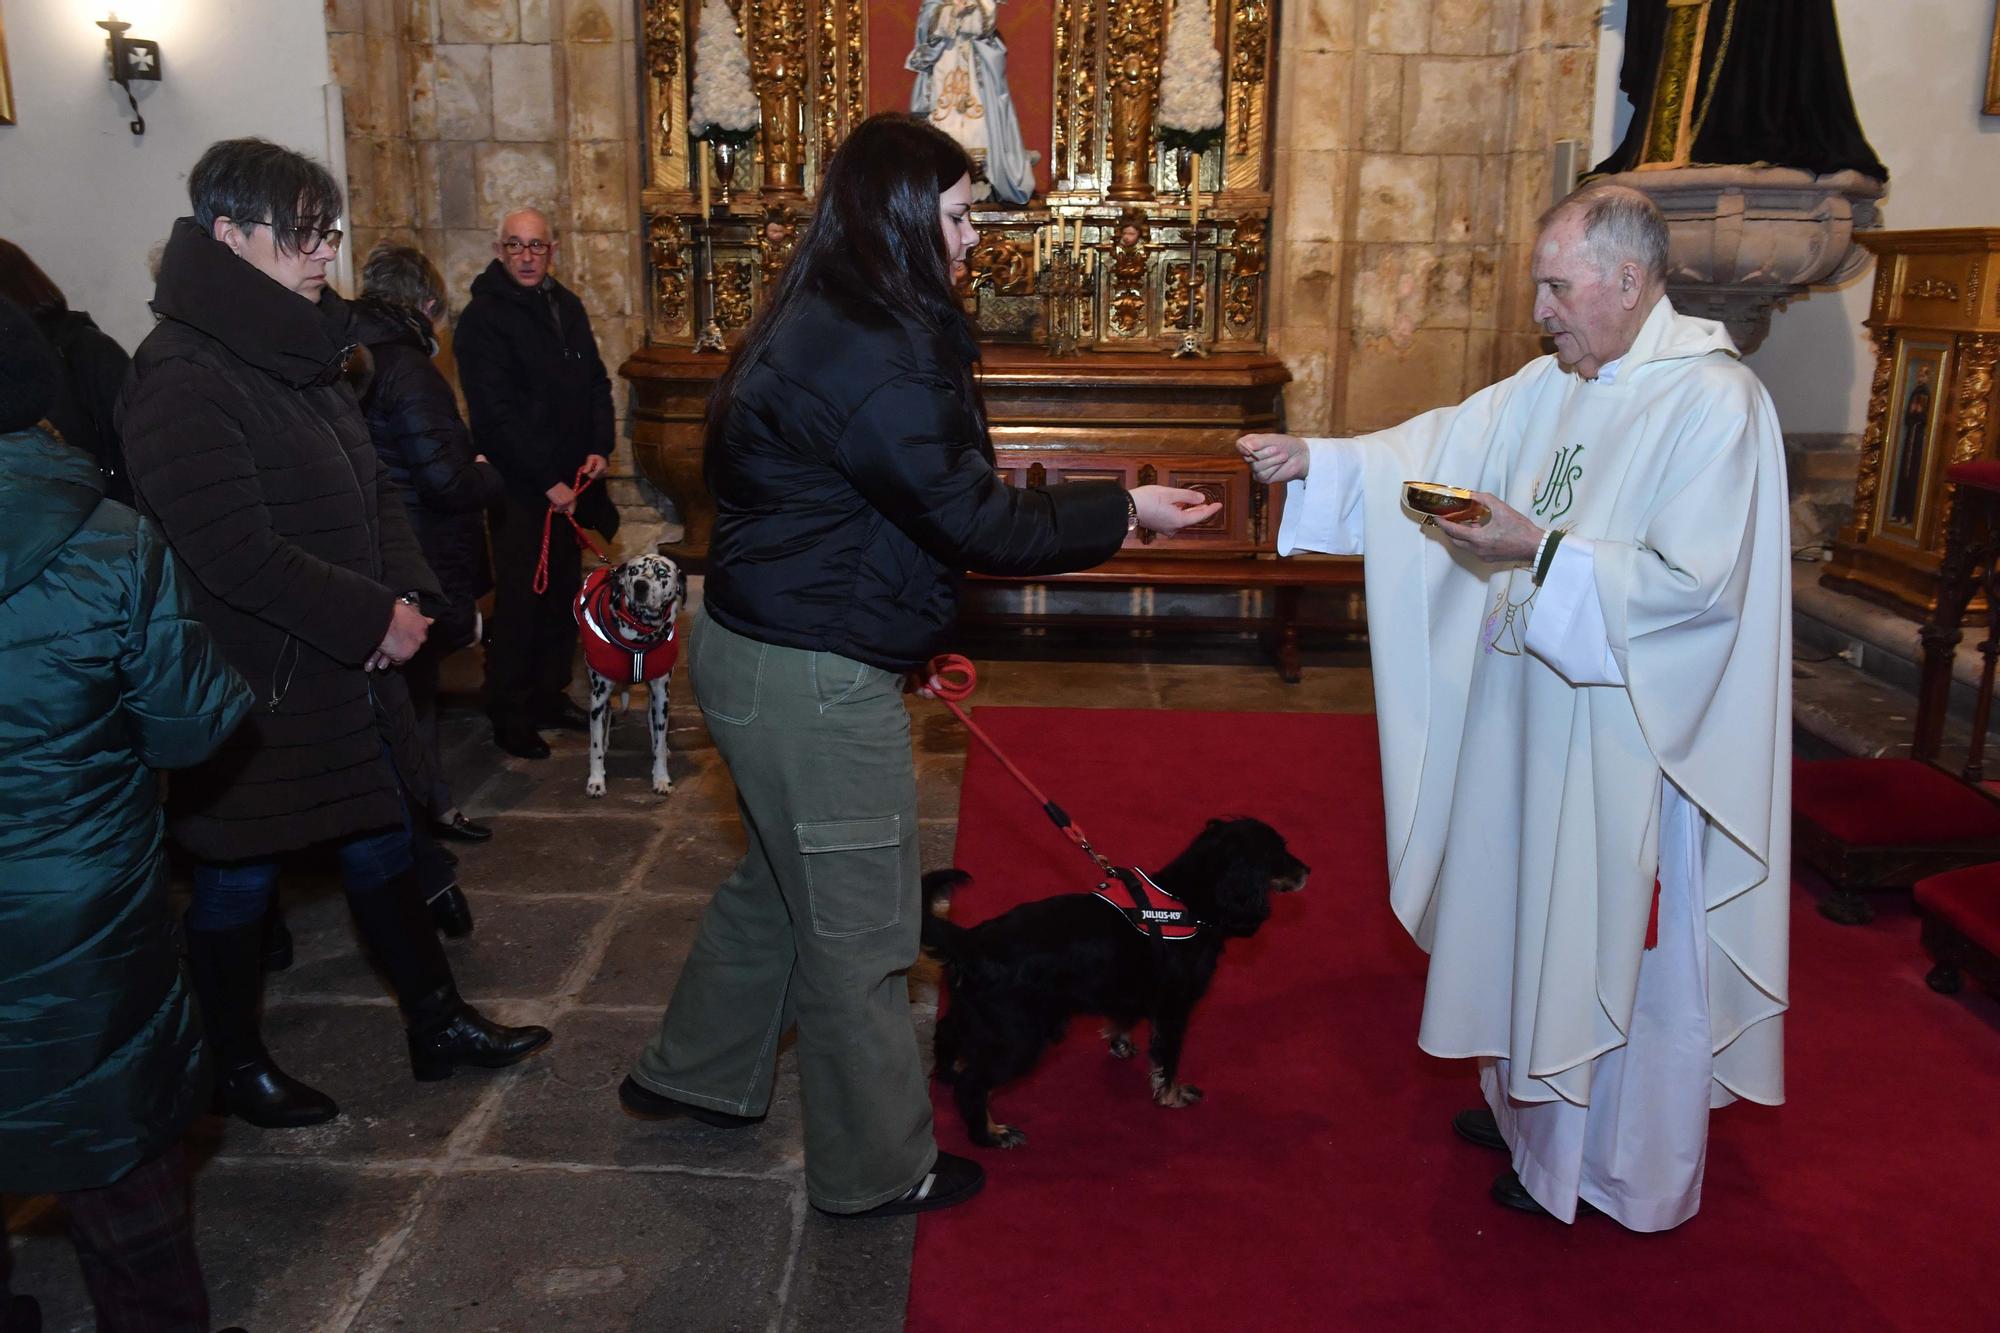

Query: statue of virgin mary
<box><xmin>906</xmin><ymin>0</ymin><xmax>1038</xmax><ymax>205</ymax></box>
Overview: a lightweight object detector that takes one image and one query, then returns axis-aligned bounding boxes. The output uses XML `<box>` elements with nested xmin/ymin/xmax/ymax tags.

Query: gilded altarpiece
<box><xmin>1824</xmin><ymin>229</ymin><xmax>2000</xmax><ymax>616</ymax></box>
<box><xmin>624</xmin><ymin>0</ymin><xmax>1292</xmax><ymax>571</ymax></box>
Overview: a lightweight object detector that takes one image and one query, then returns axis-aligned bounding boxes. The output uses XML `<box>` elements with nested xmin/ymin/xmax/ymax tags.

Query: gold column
<box><xmin>1104</xmin><ymin>0</ymin><xmax>1165</xmax><ymax>201</ymax></box>
<box><xmin>749</xmin><ymin>0</ymin><xmax>809</xmax><ymax>198</ymax></box>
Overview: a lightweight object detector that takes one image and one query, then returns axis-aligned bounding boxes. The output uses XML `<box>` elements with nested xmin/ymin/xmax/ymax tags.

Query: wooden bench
<box><xmin>964</xmin><ymin>555</ymin><xmax>1364</xmax><ymax>681</ymax></box>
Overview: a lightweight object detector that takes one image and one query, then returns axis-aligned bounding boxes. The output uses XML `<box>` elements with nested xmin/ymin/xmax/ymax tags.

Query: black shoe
<box><xmin>426</xmin><ymin>883</ymin><xmax>474</xmax><ymax>938</ymax></box>
<box><xmin>6</xmin><ymin>1293</ymin><xmax>43</xmax><ymax>1333</ymax></box>
<box><xmin>214</xmin><ymin>1056</ymin><xmax>340</xmax><ymax>1128</ymax></box>
<box><xmin>618</xmin><ymin>1075</ymin><xmax>765</xmax><ymax>1128</ymax></box>
<box><xmin>185</xmin><ymin>917</ymin><xmax>339</xmax><ymax>1128</ymax></box>
<box><xmin>261</xmin><ymin>902</ymin><xmax>294</xmax><ymax>973</ymax></box>
<box><xmin>407</xmin><ymin>989</ymin><xmax>552</xmax><ymax>1081</ymax></box>
<box><xmin>823</xmin><ymin>1152</ymin><xmax>984</xmax><ymax>1219</ymax></box>
<box><xmin>531</xmin><ymin>695</ymin><xmax>590</xmax><ymax>733</ymax></box>
<box><xmin>1490</xmin><ymin>1169</ymin><xmax>1599</xmax><ymax>1219</ymax></box>
<box><xmin>432</xmin><ymin>810</ymin><xmax>493</xmax><ymax>843</ymax></box>
<box><xmin>1453</xmin><ymin>1107</ymin><xmax>1508</xmax><ymax>1152</ymax></box>
<box><xmin>493</xmin><ymin>722</ymin><xmax>550</xmax><ymax>759</ymax></box>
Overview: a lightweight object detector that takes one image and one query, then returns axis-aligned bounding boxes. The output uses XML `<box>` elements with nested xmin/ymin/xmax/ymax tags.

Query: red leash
<box><xmin>917</xmin><ymin>653</ymin><xmax>1120</xmax><ymax>878</ymax></box>
<box><xmin>533</xmin><ymin>465</ymin><xmax>616</xmax><ymax>594</ymax></box>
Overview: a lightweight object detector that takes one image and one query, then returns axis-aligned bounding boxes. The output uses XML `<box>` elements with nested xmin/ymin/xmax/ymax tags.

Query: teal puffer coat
<box><xmin>0</xmin><ymin>427</ymin><xmax>252</xmax><ymax>1194</ymax></box>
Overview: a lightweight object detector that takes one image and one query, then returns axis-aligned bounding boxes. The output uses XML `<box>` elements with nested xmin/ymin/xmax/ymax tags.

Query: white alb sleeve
<box><xmin>1275</xmin><ymin>439</ymin><xmax>1367</xmax><ymax>556</ymax></box>
<box><xmin>1523</xmin><ymin>536</ymin><xmax>1626</xmax><ymax>686</ymax></box>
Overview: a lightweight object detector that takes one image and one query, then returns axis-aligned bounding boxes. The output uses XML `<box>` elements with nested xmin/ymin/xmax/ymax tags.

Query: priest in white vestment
<box><xmin>1241</xmin><ymin>186</ymin><xmax>1790</xmax><ymax>1231</ymax></box>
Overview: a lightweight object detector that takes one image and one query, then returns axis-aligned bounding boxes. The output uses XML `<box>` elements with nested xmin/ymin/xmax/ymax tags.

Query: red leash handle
<box><xmin>915</xmin><ymin>654</ymin><xmax>1117</xmax><ymax>877</ymax></box>
<box><xmin>533</xmin><ymin>465</ymin><xmax>617</xmax><ymax>595</ymax></box>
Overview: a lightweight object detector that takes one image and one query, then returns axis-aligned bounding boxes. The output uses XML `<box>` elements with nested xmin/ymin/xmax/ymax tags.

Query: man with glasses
<box><xmin>454</xmin><ymin>206</ymin><xmax>620</xmax><ymax>760</ymax></box>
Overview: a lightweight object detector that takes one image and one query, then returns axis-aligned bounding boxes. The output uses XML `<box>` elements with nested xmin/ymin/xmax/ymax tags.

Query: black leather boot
<box><xmin>261</xmin><ymin>900</ymin><xmax>293</xmax><ymax>972</ymax></box>
<box><xmin>184</xmin><ymin>918</ymin><xmax>338</xmax><ymax>1128</ymax></box>
<box><xmin>404</xmin><ymin>984</ymin><xmax>553</xmax><ymax>1081</ymax></box>
<box><xmin>346</xmin><ymin>870</ymin><xmax>551</xmax><ymax>1080</ymax></box>
<box><xmin>427</xmin><ymin>882</ymin><xmax>474</xmax><ymax>938</ymax></box>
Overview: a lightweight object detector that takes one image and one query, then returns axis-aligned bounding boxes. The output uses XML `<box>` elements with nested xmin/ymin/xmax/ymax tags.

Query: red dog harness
<box><xmin>1093</xmin><ymin>868</ymin><xmax>1200</xmax><ymax>941</ymax></box>
<box><xmin>574</xmin><ymin>566</ymin><xmax>680</xmax><ymax>684</ymax></box>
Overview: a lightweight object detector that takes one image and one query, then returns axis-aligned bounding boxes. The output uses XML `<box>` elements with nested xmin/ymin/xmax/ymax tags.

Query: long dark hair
<box><xmin>704</xmin><ymin>114</ymin><xmax>975</xmax><ymax>462</ymax></box>
<box><xmin>0</xmin><ymin>240</ymin><xmax>69</xmax><ymax>322</ymax></box>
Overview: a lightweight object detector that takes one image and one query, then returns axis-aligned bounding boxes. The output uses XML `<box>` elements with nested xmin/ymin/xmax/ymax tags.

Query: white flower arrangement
<box><xmin>690</xmin><ymin>0</ymin><xmax>760</xmax><ymax>142</ymax></box>
<box><xmin>1156</xmin><ymin>0</ymin><xmax>1225</xmax><ymax>152</ymax></box>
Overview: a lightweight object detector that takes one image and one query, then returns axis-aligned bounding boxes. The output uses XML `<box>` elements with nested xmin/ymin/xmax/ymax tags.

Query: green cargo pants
<box><xmin>631</xmin><ymin>609</ymin><xmax>935</xmax><ymax>1212</ymax></box>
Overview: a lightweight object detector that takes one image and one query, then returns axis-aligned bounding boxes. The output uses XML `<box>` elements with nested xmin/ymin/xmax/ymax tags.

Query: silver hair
<box><xmin>494</xmin><ymin>206</ymin><xmax>554</xmax><ymax>242</ymax></box>
<box><xmin>1539</xmin><ymin>185</ymin><xmax>1669</xmax><ymax>286</ymax></box>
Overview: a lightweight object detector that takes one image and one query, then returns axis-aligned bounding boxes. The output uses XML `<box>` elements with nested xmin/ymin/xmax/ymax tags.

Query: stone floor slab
<box><xmin>7</xmin><ymin>1161</ymin><xmax>427</xmax><ymax>1333</ymax></box>
<box><xmin>274</xmin><ymin>894</ymin><xmax>611</xmax><ymax>1004</ymax></box>
<box><xmin>578</xmin><ymin>898</ymin><xmax>711</xmax><ymax>1008</ymax></box>
<box><xmin>347</xmin><ymin>1169</ymin><xmax>798</xmax><ymax>1333</ymax></box>
<box><xmin>449</xmin><ymin>814</ymin><xmax>667</xmax><ymax>897</ymax></box>
<box><xmin>472</xmin><ymin>1010</ymin><xmax>806</xmax><ymax>1175</ymax></box>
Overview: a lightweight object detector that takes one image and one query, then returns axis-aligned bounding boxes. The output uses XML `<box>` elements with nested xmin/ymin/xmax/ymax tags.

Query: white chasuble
<box><xmin>1278</xmin><ymin>298</ymin><xmax>1791</xmax><ymax>1128</ymax></box>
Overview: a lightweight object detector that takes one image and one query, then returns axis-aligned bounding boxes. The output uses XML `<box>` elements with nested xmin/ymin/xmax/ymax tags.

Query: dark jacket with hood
<box><xmin>351</xmin><ymin>296</ymin><xmax>503</xmax><ymax>650</ymax></box>
<box><xmin>704</xmin><ymin>290</ymin><xmax>1129</xmax><ymax>671</ymax></box>
<box><xmin>119</xmin><ymin>218</ymin><xmax>442</xmax><ymax>862</ymax></box>
<box><xmin>38</xmin><ymin>308</ymin><xmax>134</xmax><ymax>505</ymax></box>
<box><xmin>0</xmin><ymin>424</ymin><xmax>252</xmax><ymax>1193</ymax></box>
<box><xmin>451</xmin><ymin>260</ymin><xmax>619</xmax><ymax>535</ymax></box>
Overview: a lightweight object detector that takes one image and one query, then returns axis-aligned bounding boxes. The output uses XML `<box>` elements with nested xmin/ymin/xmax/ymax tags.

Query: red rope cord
<box><xmin>533</xmin><ymin>465</ymin><xmax>616</xmax><ymax>595</ymax></box>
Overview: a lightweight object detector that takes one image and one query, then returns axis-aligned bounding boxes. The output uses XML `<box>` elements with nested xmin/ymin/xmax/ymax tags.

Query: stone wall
<box><xmin>1269</xmin><ymin>0</ymin><xmax>1600</xmax><ymax>436</ymax></box>
<box><xmin>328</xmin><ymin>0</ymin><xmax>667</xmax><ymax>547</ymax></box>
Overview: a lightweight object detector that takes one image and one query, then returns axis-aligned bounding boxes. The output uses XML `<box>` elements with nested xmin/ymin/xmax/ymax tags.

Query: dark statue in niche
<box><xmin>1595</xmin><ymin>0</ymin><xmax>1887</xmax><ymax>181</ymax></box>
<box><xmin>1887</xmin><ymin>360</ymin><xmax>1937</xmax><ymax>528</ymax></box>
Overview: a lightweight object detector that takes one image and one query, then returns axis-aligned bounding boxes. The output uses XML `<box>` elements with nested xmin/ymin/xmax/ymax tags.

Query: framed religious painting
<box><xmin>0</xmin><ymin>4</ymin><xmax>15</xmax><ymax>127</ymax></box>
<box><xmin>1988</xmin><ymin>8</ymin><xmax>2000</xmax><ymax>116</ymax></box>
<box><xmin>1875</xmin><ymin>337</ymin><xmax>1953</xmax><ymax>544</ymax></box>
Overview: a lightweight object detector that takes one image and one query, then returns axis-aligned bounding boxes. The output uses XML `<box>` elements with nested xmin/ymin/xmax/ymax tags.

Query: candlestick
<box><xmin>700</xmin><ymin>145</ymin><xmax>713</xmax><ymax>218</ymax></box>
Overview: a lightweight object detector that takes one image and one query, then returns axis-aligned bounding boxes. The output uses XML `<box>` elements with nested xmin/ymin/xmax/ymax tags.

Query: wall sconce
<box><xmin>97</xmin><ymin>13</ymin><xmax>161</xmax><ymax>136</ymax></box>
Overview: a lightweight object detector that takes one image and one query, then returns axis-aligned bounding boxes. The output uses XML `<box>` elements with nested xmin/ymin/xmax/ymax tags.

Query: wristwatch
<box><xmin>1124</xmin><ymin>491</ymin><xmax>1140</xmax><ymax>534</ymax></box>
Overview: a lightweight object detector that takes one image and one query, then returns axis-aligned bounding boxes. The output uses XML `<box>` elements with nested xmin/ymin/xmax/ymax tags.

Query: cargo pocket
<box><xmin>796</xmin><ymin>815</ymin><xmax>903</xmax><ymax>937</ymax></box>
<box><xmin>691</xmin><ymin>617</ymin><xmax>764</xmax><ymax>725</ymax></box>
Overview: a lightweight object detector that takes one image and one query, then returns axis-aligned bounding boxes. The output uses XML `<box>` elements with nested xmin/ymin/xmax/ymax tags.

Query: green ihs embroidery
<box><xmin>1532</xmin><ymin>443</ymin><xmax>1585</xmax><ymax>521</ymax></box>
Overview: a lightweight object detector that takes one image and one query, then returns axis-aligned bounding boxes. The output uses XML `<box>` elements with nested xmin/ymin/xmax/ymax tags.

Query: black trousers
<box><xmin>485</xmin><ymin>493</ymin><xmax>582</xmax><ymax>726</ymax></box>
<box><xmin>2</xmin><ymin>1142</ymin><xmax>211</xmax><ymax>1333</ymax></box>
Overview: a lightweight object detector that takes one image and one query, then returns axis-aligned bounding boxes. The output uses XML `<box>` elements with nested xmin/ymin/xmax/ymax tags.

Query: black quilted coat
<box><xmin>352</xmin><ymin>297</ymin><xmax>502</xmax><ymax>651</ymax></box>
<box><xmin>120</xmin><ymin>219</ymin><xmax>442</xmax><ymax>862</ymax></box>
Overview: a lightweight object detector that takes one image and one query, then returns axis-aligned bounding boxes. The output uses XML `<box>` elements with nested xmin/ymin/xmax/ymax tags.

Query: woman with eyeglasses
<box><xmin>120</xmin><ymin>138</ymin><xmax>552</xmax><ymax>1131</ymax></box>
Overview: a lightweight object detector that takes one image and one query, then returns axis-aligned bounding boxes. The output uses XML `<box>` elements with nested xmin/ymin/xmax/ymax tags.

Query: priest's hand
<box><xmin>1237</xmin><ymin>433</ymin><xmax>1310</xmax><ymax>484</ymax></box>
<box><xmin>1433</xmin><ymin>492</ymin><xmax>1543</xmax><ymax>564</ymax></box>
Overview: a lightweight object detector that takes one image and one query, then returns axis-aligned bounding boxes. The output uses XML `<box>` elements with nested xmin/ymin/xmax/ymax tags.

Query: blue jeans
<box><xmin>188</xmin><ymin>824</ymin><xmax>414</xmax><ymax>931</ymax></box>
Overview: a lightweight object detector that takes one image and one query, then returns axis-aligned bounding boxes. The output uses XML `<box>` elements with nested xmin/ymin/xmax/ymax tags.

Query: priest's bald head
<box><xmin>1532</xmin><ymin>185</ymin><xmax>1669</xmax><ymax>380</ymax></box>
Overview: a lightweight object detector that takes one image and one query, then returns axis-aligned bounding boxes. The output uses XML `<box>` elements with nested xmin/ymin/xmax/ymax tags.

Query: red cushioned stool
<box><xmin>1913</xmin><ymin>861</ymin><xmax>2000</xmax><ymax>997</ymax></box>
<box><xmin>1799</xmin><ymin>466</ymin><xmax>2000</xmax><ymax>924</ymax></box>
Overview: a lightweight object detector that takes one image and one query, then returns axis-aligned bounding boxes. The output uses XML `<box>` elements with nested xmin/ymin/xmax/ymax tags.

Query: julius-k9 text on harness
<box><xmin>1094</xmin><ymin>867</ymin><xmax>1200</xmax><ymax>941</ymax></box>
<box><xmin>574</xmin><ymin>566</ymin><xmax>680</xmax><ymax>684</ymax></box>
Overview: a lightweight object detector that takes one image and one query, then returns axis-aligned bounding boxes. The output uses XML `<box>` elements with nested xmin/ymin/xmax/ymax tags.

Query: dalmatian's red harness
<box><xmin>573</xmin><ymin>566</ymin><xmax>680</xmax><ymax>684</ymax></box>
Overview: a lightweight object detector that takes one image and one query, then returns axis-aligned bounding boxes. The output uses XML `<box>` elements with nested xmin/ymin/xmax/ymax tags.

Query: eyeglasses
<box><xmin>501</xmin><ymin>239</ymin><xmax>552</xmax><ymax>255</ymax></box>
<box><xmin>238</xmin><ymin>219</ymin><xmax>343</xmax><ymax>254</ymax></box>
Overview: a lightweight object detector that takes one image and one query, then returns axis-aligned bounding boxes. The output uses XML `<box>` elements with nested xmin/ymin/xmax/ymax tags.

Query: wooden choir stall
<box><xmin>621</xmin><ymin>0</ymin><xmax>1357</xmax><ymax>679</ymax></box>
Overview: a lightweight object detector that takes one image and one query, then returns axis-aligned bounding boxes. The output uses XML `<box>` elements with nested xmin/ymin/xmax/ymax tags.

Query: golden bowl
<box><xmin>1403</xmin><ymin>481</ymin><xmax>1490</xmax><ymax>525</ymax></box>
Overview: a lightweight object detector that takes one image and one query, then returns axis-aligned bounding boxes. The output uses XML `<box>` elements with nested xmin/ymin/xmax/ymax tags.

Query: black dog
<box><xmin>923</xmin><ymin>817</ymin><xmax>1308</xmax><ymax>1149</ymax></box>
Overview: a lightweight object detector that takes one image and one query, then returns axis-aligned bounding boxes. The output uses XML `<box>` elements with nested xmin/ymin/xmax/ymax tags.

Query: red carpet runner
<box><xmin>907</xmin><ymin>707</ymin><xmax>2000</xmax><ymax>1332</ymax></box>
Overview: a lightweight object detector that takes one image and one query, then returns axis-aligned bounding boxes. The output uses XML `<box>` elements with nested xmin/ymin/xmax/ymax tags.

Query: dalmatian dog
<box><xmin>573</xmin><ymin>552</ymin><xmax>685</xmax><ymax>799</ymax></box>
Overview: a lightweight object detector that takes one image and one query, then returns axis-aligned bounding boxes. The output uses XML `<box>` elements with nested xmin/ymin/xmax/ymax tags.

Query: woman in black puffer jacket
<box><xmin>352</xmin><ymin>243</ymin><xmax>506</xmax><ymax>878</ymax></box>
<box><xmin>620</xmin><ymin>114</ymin><xmax>1220</xmax><ymax>1221</ymax></box>
<box><xmin>121</xmin><ymin>138</ymin><xmax>551</xmax><ymax>1133</ymax></box>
